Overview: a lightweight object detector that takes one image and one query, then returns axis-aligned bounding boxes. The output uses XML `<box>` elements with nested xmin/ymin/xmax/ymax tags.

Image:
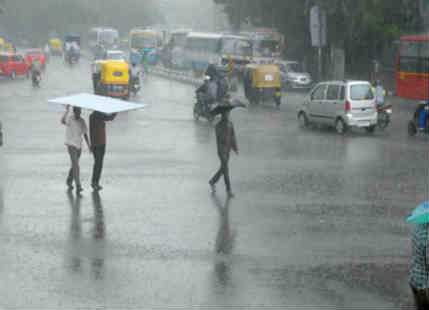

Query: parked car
<box><xmin>0</xmin><ymin>53</ymin><xmax>30</xmax><ymax>79</ymax></box>
<box><xmin>25</xmin><ymin>49</ymin><xmax>47</xmax><ymax>70</ymax></box>
<box><xmin>275</xmin><ymin>60</ymin><xmax>312</xmax><ymax>89</ymax></box>
<box><xmin>297</xmin><ymin>80</ymin><xmax>378</xmax><ymax>134</ymax></box>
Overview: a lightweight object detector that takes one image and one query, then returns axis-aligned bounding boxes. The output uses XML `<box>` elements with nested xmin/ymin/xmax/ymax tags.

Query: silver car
<box><xmin>276</xmin><ymin>60</ymin><xmax>313</xmax><ymax>89</ymax></box>
<box><xmin>297</xmin><ymin>80</ymin><xmax>378</xmax><ymax>134</ymax></box>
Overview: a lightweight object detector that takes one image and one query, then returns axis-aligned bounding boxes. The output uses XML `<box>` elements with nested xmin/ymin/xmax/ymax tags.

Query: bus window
<box><xmin>400</xmin><ymin>40</ymin><xmax>429</xmax><ymax>74</ymax></box>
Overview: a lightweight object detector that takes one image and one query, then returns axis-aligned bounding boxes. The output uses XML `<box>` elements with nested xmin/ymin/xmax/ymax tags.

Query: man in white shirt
<box><xmin>61</xmin><ymin>106</ymin><xmax>91</xmax><ymax>193</ymax></box>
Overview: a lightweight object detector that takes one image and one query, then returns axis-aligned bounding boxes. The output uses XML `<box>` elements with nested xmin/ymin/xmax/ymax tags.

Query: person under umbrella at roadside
<box><xmin>89</xmin><ymin>111</ymin><xmax>116</xmax><ymax>191</ymax></box>
<box><xmin>409</xmin><ymin>222</ymin><xmax>429</xmax><ymax>309</ymax></box>
<box><xmin>61</xmin><ymin>105</ymin><xmax>91</xmax><ymax>194</ymax></box>
<box><xmin>209</xmin><ymin>104</ymin><xmax>243</xmax><ymax>198</ymax></box>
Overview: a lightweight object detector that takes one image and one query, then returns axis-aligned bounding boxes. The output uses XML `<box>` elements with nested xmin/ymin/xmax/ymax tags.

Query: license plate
<box><xmin>359</xmin><ymin>121</ymin><xmax>370</xmax><ymax>127</ymax></box>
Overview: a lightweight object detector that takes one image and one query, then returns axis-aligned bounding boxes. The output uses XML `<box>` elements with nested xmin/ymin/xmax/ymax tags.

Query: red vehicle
<box><xmin>0</xmin><ymin>53</ymin><xmax>30</xmax><ymax>79</ymax></box>
<box><xmin>396</xmin><ymin>35</ymin><xmax>429</xmax><ymax>101</ymax></box>
<box><xmin>25</xmin><ymin>49</ymin><xmax>46</xmax><ymax>69</ymax></box>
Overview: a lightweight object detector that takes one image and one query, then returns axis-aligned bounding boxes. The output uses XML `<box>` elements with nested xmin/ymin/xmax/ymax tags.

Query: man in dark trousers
<box><xmin>209</xmin><ymin>110</ymin><xmax>239</xmax><ymax>198</ymax></box>
<box><xmin>89</xmin><ymin>111</ymin><xmax>116</xmax><ymax>191</ymax></box>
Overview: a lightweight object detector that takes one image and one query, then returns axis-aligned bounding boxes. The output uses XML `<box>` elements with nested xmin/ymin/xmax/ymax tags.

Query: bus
<box><xmin>183</xmin><ymin>32</ymin><xmax>252</xmax><ymax>75</ymax></box>
<box><xmin>129</xmin><ymin>29</ymin><xmax>162</xmax><ymax>65</ymax></box>
<box><xmin>183</xmin><ymin>32</ymin><xmax>223</xmax><ymax>74</ymax></box>
<box><xmin>163</xmin><ymin>29</ymin><xmax>191</xmax><ymax>69</ymax></box>
<box><xmin>396</xmin><ymin>35</ymin><xmax>429</xmax><ymax>101</ymax></box>
<box><xmin>220</xmin><ymin>34</ymin><xmax>253</xmax><ymax>67</ymax></box>
<box><xmin>242</xmin><ymin>28</ymin><xmax>285</xmax><ymax>62</ymax></box>
<box><xmin>88</xmin><ymin>27</ymin><xmax>120</xmax><ymax>51</ymax></box>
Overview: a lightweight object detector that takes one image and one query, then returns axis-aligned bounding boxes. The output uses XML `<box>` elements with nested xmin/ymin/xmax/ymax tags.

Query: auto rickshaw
<box><xmin>49</xmin><ymin>38</ymin><xmax>63</xmax><ymax>56</ymax></box>
<box><xmin>243</xmin><ymin>64</ymin><xmax>281</xmax><ymax>106</ymax></box>
<box><xmin>92</xmin><ymin>60</ymin><xmax>130</xmax><ymax>100</ymax></box>
<box><xmin>0</xmin><ymin>38</ymin><xmax>15</xmax><ymax>53</ymax></box>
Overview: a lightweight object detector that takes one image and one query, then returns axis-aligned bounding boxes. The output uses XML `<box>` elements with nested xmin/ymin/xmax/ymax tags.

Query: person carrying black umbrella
<box><xmin>209</xmin><ymin>103</ymin><xmax>244</xmax><ymax>198</ymax></box>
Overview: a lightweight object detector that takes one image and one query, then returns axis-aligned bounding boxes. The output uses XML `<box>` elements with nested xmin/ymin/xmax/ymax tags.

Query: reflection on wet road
<box><xmin>0</xmin><ymin>57</ymin><xmax>425</xmax><ymax>308</ymax></box>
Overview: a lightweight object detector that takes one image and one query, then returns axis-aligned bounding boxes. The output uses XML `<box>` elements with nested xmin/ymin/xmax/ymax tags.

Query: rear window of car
<box><xmin>350</xmin><ymin>84</ymin><xmax>374</xmax><ymax>100</ymax></box>
<box><xmin>0</xmin><ymin>55</ymin><xmax>9</xmax><ymax>63</ymax></box>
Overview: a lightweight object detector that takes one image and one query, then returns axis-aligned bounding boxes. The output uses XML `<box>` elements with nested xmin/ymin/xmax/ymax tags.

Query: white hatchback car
<box><xmin>297</xmin><ymin>80</ymin><xmax>378</xmax><ymax>134</ymax></box>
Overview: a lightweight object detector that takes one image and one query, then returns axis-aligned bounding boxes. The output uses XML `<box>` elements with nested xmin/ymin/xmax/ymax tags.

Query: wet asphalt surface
<box><xmin>0</xmin><ymin>57</ymin><xmax>427</xmax><ymax>309</ymax></box>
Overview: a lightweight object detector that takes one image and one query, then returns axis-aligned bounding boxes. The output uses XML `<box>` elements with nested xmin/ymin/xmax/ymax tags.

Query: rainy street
<box><xmin>0</xmin><ymin>56</ymin><xmax>427</xmax><ymax>309</ymax></box>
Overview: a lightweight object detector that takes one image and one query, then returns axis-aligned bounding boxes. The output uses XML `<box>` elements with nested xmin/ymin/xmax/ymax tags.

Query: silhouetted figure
<box><xmin>209</xmin><ymin>111</ymin><xmax>239</xmax><ymax>198</ymax></box>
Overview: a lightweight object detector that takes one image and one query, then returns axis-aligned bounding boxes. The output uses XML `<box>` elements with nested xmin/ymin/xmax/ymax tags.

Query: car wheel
<box><xmin>335</xmin><ymin>118</ymin><xmax>347</xmax><ymax>134</ymax></box>
<box><xmin>408</xmin><ymin>121</ymin><xmax>417</xmax><ymax>136</ymax></box>
<box><xmin>10</xmin><ymin>71</ymin><xmax>16</xmax><ymax>80</ymax></box>
<box><xmin>298</xmin><ymin>112</ymin><xmax>309</xmax><ymax>128</ymax></box>
<box><xmin>365</xmin><ymin>125</ymin><xmax>376</xmax><ymax>133</ymax></box>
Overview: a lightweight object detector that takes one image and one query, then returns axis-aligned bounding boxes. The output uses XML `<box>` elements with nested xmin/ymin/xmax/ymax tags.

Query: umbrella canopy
<box><xmin>407</xmin><ymin>201</ymin><xmax>429</xmax><ymax>224</ymax></box>
<box><xmin>49</xmin><ymin>93</ymin><xmax>145</xmax><ymax>114</ymax></box>
<box><xmin>210</xmin><ymin>100</ymin><xmax>246</xmax><ymax>117</ymax></box>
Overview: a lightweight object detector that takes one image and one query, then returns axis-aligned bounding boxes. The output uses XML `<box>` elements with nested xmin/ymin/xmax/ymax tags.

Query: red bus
<box><xmin>396</xmin><ymin>35</ymin><xmax>429</xmax><ymax>101</ymax></box>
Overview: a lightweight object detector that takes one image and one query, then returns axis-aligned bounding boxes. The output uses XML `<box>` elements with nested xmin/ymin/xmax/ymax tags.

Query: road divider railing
<box><xmin>147</xmin><ymin>66</ymin><xmax>203</xmax><ymax>87</ymax></box>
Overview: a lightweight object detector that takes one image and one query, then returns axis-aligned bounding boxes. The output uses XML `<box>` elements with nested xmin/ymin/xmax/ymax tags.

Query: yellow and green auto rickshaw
<box><xmin>92</xmin><ymin>60</ymin><xmax>130</xmax><ymax>100</ymax></box>
<box><xmin>49</xmin><ymin>38</ymin><xmax>63</xmax><ymax>56</ymax></box>
<box><xmin>243</xmin><ymin>64</ymin><xmax>282</xmax><ymax>106</ymax></box>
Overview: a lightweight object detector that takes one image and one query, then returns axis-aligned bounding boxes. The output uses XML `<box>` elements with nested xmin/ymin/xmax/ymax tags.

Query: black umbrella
<box><xmin>210</xmin><ymin>100</ymin><xmax>246</xmax><ymax>117</ymax></box>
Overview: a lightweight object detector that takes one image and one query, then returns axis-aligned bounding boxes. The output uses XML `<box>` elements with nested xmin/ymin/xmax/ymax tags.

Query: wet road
<box><xmin>0</xmin><ymin>57</ymin><xmax>427</xmax><ymax>308</ymax></box>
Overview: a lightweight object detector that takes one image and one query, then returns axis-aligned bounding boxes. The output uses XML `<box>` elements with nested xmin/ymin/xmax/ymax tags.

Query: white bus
<box><xmin>88</xmin><ymin>27</ymin><xmax>119</xmax><ymax>51</ymax></box>
<box><xmin>183</xmin><ymin>32</ymin><xmax>223</xmax><ymax>73</ymax></box>
<box><xmin>165</xmin><ymin>29</ymin><xmax>191</xmax><ymax>68</ymax></box>
<box><xmin>184</xmin><ymin>32</ymin><xmax>253</xmax><ymax>74</ymax></box>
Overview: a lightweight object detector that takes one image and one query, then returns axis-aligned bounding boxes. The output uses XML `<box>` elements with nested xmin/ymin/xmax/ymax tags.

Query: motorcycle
<box><xmin>193</xmin><ymin>91</ymin><xmax>234</xmax><ymax>122</ymax></box>
<box><xmin>408</xmin><ymin>102</ymin><xmax>429</xmax><ymax>136</ymax></box>
<box><xmin>32</xmin><ymin>72</ymin><xmax>41</xmax><ymax>87</ymax></box>
<box><xmin>193</xmin><ymin>92</ymin><xmax>215</xmax><ymax>122</ymax></box>
<box><xmin>377</xmin><ymin>104</ymin><xmax>392</xmax><ymax>130</ymax></box>
<box><xmin>130</xmin><ymin>75</ymin><xmax>141</xmax><ymax>96</ymax></box>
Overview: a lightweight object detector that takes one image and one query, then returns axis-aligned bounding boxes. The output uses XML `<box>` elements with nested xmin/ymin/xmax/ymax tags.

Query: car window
<box><xmin>311</xmin><ymin>85</ymin><xmax>327</xmax><ymax>100</ymax></box>
<box><xmin>350</xmin><ymin>84</ymin><xmax>374</xmax><ymax>100</ymax></box>
<box><xmin>0</xmin><ymin>55</ymin><xmax>9</xmax><ymax>63</ymax></box>
<box><xmin>339</xmin><ymin>86</ymin><xmax>345</xmax><ymax>100</ymax></box>
<box><xmin>326</xmin><ymin>85</ymin><xmax>340</xmax><ymax>100</ymax></box>
<box><xmin>12</xmin><ymin>56</ymin><xmax>20</xmax><ymax>62</ymax></box>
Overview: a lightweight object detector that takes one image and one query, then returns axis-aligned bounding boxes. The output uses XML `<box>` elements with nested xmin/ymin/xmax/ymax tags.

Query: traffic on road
<box><xmin>0</xmin><ymin>7</ymin><xmax>428</xmax><ymax>309</ymax></box>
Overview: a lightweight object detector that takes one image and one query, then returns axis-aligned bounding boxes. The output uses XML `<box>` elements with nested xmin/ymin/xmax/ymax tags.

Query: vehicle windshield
<box><xmin>0</xmin><ymin>55</ymin><xmax>8</xmax><ymax>62</ymax></box>
<box><xmin>131</xmin><ymin>34</ymin><xmax>157</xmax><ymax>49</ymax></box>
<box><xmin>350</xmin><ymin>84</ymin><xmax>374</xmax><ymax>100</ymax></box>
<box><xmin>222</xmin><ymin>38</ymin><xmax>252</xmax><ymax>57</ymax></box>
<box><xmin>286</xmin><ymin>63</ymin><xmax>302</xmax><ymax>72</ymax></box>
<box><xmin>170</xmin><ymin>34</ymin><xmax>187</xmax><ymax>47</ymax></box>
<box><xmin>187</xmin><ymin>38</ymin><xmax>220</xmax><ymax>53</ymax></box>
<box><xmin>99</xmin><ymin>30</ymin><xmax>118</xmax><ymax>45</ymax></box>
<box><xmin>255</xmin><ymin>40</ymin><xmax>281</xmax><ymax>56</ymax></box>
<box><xmin>106</xmin><ymin>52</ymin><xmax>124</xmax><ymax>60</ymax></box>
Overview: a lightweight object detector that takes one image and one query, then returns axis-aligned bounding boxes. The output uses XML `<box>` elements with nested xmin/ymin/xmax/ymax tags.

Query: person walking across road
<box><xmin>209</xmin><ymin>110</ymin><xmax>239</xmax><ymax>198</ymax></box>
<box><xmin>89</xmin><ymin>111</ymin><xmax>116</xmax><ymax>191</ymax></box>
<box><xmin>409</xmin><ymin>222</ymin><xmax>429</xmax><ymax>310</ymax></box>
<box><xmin>62</xmin><ymin>106</ymin><xmax>90</xmax><ymax>194</ymax></box>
